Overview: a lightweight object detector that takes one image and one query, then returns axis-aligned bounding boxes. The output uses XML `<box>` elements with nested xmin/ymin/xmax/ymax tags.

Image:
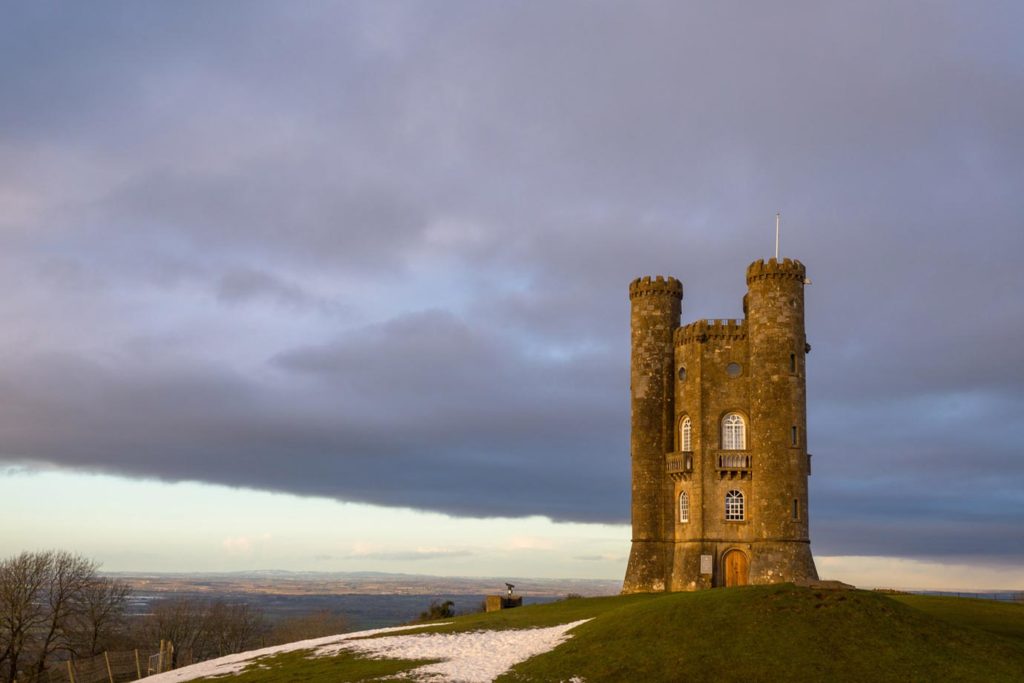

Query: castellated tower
<box><xmin>623</xmin><ymin>275</ymin><xmax>683</xmax><ymax>594</ymax></box>
<box><xmin>623</xmin><ymin>259</ymin><xmax>818</xmax><ymax>593</ymax></box>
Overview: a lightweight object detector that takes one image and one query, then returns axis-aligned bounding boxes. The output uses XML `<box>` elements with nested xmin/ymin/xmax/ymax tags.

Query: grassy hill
<box><xmin>195</xmin><ymin>584</ymin><xmax>1024</xmax><ymax>682</ymax></box>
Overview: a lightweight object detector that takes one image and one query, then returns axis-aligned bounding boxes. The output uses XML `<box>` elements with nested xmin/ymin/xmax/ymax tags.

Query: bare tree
<box><xmin>0</xmin><ymin>551</ymin><xmax>131</xmax><ymax>683</ymax></box>
<box><xmin>69</xmin><ymin>577</ymin><xmax>132</xmax><ymax>656</ymax></box>
<box><xmin>203</xmin><ymin>601</ymin><xmax>264</xmax><ymax>657</ymax></box>
<box><xmin>27</xmin><ymin>551</ymin><xmax>97</xmax><ymax>679</ymax></box>
<box><xmin>143</xmin><ymin>598</ymin><xmax>267</xmax><ymax>665</ymax></box>
<box><xmin>143</xmin><ymin>597</ymin><xmax>208</xmax><ymax>666</ymax></box>
<box><xmin>0</xmin><ymin>552</ymin><xmax>51</xmax><ymax>683</ymax></box>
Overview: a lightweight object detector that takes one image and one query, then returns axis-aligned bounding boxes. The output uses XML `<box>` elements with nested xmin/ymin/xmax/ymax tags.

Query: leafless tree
<box><xmin>204</xmin><ymin>601</ymin><xmax>265</xmax><ymax>657</ymax></box>
<box><xmin>143</xmin><ymin>598</ymin><xmax>268</xmax><ymax>666</ymax></box>
<box><xmin>26</xmin><ymin>551</ymin><xmax>97</xmax><ymax>679</ymax></box>
<box><xmin>68</xmin><ymin>577</ymin><xmax>132</xmax><ymax>656</ymax></box>
<box><xmin>142</xmin><ymin>597</ymin><xmax>207</xmax><ymax>667</ymax></box>
<box><xmin>0</xmin><ymin>552</ymin><xmax>50</xmax><ymax>683</ymax></box>
<box><xmin>0</xmin><ymin>551</ymin><xmax>124</xmax><ymax>683</ymax></box>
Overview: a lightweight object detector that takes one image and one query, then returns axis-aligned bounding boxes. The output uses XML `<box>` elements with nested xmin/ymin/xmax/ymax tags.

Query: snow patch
<box><xmin>330</xmin><ymin>619</ymin><xmax>590</xmax><ymax>682</ymax></box>
<box><xmin>143</xmin><ymin>623</ymin><xmax>450</xmax><ymax>682</ymax></box>
<box><xmin>142</xmin><ymin>618</ymin><xmax>589</xmax><ymax>683</ymax></box>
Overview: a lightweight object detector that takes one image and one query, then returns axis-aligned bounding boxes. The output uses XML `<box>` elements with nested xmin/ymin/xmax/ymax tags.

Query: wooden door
<box><xmin>723</xmin><ymin>550</ymin><xmax>749</xmax><ymax>587</ymax></box>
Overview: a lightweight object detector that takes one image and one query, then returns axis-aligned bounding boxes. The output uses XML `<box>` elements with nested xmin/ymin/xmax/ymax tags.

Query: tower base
<box><xmin>621</xmin><ymin>540</ymin><xmax>670</xmax><ymax>594</ymax></box>
<box><xmin>664</xmin><ymin>540</ymin><xmax>817</xmax><ymax>590</ymax></box>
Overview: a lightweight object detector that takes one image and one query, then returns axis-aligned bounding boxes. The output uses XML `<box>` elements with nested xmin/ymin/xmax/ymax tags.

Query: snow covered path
<box><xmin>143</xmin><ymin>618</ymin><xmax>589</xmax><ymax>683</ymax></box>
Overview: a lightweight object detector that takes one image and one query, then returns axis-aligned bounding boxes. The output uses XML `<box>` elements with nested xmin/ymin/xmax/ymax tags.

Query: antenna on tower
<box><xmin>774</xmin><ymin>211</ymin><xmax>781</xmax><ymax>260</ymax></box>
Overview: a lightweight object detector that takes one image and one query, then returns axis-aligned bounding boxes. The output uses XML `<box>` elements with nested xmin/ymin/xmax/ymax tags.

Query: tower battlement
<box><xmin>745</xmin><ymin>257</ymin><xmax>806</xmax><ymax>284</ymax></box>
<box><xmin>628</xmin><ymin>275</ymin><xmax>683</xmax><ymax>300</ymax></box>
<box><xmin>674</xmin><ymin>319</ymin><xmax>747</xmax><ymax>345</ymax></box>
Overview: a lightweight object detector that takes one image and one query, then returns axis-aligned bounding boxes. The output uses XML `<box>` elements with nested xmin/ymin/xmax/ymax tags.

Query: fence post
<box><xmin>134</xmin><ymin>649</ymin><xmax>142</xmax><ymax>679</ymax></box>
<box><xmin>158</xmin><ymin>640</ymin><xmax>165</xmax><ymax>673</ymax></box>
<box><xmin>168</xmin><ymin>642</ymin><xmax>175</xmax><ymax>670</ymax></box>
<box><xmin>104</xmin><ymin>652</ymin><xmax>114</xmax><ymax>683</ymax></box>
<box><xmin>66</xmin><ymin>660</ymin><xmax>76</xmax><ymax>683</ymax></box>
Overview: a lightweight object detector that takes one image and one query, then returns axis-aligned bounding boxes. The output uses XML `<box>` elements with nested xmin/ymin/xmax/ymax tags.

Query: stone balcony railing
<box><xmin>716</xmin><ymin>452</ymin><xmax>752</xmax><ymax>479</ymax></box>
<box><xmin>666</xmin><ymin>451</ymin><xmax>694</xmax><ymax>481</ymax></box>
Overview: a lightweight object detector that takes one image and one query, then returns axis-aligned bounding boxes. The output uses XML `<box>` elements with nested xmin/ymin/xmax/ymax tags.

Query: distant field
<box><xmin>116</xmin><ymin>571</ymin><xmax>615</xmax><ymax>629</ymax></box>
<box><xmin>130</xmin><ymin>591</ymin><xmax>560</xmax><ymax>629</ymax></box>
<box><xmin>175</xmin><ymin>584</ymin><xmax>1024</xmax><ymax>682</ymax></box>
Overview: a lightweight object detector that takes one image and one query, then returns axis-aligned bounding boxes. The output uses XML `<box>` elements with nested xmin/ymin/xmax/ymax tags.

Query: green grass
<box><xmin>356</xmin><ymin>593</ymin><xmax>660</xmax><ymax>637</ymax></box>
<box><xmin>891</xmin><ymin>593</ymin><xmax>1024</xmax><ymax>642</ymax></box>
<box><xmin>192</xmin><ymin>586</ymin><xmax>1024</xmax><ymax>682</ymax></box>
<box><xmin>501</xmin><ymin>585</ymin><xmax>1024</xmax><ymax>682</ymax></box>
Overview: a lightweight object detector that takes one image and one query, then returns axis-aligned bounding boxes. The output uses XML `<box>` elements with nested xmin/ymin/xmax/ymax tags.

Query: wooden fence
<box><xmin>16</xmin><ymin>641</ymin><xmax>192</xmax><ymax>683</ymax></box>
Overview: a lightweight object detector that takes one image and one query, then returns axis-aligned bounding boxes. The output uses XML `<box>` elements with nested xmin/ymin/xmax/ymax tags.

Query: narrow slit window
<box><xmin>792</xmin><ymin>499</ymin><xmax>800</xmax><ymax>520</ymax></box>
<box><xmin>791</xmin><ymin>426</ymin><xmax>798</xmax><ymax>446</ymax></box>
<box><xmin>790</xmin><ymin>353</ymin><xmax>796</xmax><ymax>373</ymax></box>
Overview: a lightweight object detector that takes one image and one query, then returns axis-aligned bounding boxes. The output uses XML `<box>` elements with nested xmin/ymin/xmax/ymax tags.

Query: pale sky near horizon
<box><xmin>1</xmin><ymin>2</ymin><xmax>1022</xmax><ymax>589</ymax></box>
<box><xmin>3</xmin><ymin>468</ymin><xmax>1022</xmax><ymax>591</ymax></box>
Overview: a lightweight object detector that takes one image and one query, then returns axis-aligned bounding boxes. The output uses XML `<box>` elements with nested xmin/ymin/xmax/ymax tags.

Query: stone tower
<box><xmin>623</xmin><ymin>258</ymin><xmax>818</xmax><ymax>593</ymax></box>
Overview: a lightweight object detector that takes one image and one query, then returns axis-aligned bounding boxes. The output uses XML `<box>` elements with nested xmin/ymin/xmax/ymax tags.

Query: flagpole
<box><xmin>775</xmin><ymin>211</ymin><xmax>780</xmax><ymax>260</ymax></box>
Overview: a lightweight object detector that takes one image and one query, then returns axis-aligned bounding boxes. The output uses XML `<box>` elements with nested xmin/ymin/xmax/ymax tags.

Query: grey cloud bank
<box><xmin>1</xmin><ymin>2</ymin><xmax>1022</xmax><ymax>560</ymax></box>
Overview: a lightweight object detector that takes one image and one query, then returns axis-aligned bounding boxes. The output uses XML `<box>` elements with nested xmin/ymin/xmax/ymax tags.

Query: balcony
<box><xmin>666</xmin><ymin>452</ymin><xmax>693</xmax><ymax>481</ymax></box>
<box><xmin>716</xmin><ymin>452</ymin><xmax>752</xmax><ymax>480</ymax></box>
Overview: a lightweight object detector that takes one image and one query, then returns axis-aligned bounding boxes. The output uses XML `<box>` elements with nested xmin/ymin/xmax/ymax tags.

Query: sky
<box><xmin>1</xmin><ymin>1</ymin><xmax>1022</xmax><ymax>590</ymax></box>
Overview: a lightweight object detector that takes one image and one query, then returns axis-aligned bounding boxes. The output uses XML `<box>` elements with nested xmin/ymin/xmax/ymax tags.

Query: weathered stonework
<box><xmin>624</xmin><ymin>259</ymin><xmax>818</xmax><ymax>593</ymax></box>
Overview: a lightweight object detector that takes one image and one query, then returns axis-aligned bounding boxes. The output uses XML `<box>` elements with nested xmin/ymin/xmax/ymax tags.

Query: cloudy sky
<box><xmin>1</xmin><ymin>2</ymin><xmax>1022</xmax><ymax>589</ymax></box>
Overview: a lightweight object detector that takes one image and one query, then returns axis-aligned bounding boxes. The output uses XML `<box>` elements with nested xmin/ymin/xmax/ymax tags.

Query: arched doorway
<box><xmin>723</xmin><ymin>550</ymin><xmax>749</xmax><ymax>587</ymax></box>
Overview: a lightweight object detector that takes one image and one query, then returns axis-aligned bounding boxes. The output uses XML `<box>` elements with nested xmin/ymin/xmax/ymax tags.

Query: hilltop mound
<box><xmin>504</xmin><ymin>584</ymin><xmax>1024</xmax><ymax>681</ymax></box>
<box><xmin>172</xmin><ymin>584</ymin><xmax>1024</xmax><ymax>682</ymax></box>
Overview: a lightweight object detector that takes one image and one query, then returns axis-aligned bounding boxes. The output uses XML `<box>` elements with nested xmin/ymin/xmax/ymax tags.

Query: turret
<box><xmin>744</xmin><ymin>258</ymin><xmax>817</xmax><ymax>582</ymax></box>
<box><xmin>623</xmin><ymin>275</ymin><xmax>681</xmax><ymax>593</ymax></box>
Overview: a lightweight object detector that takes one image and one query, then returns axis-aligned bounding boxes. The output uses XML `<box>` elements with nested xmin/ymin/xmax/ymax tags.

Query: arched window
<box><xmin>725</xmin><ymin>490</ymin><xmax>745</xmax><ymax>521</ymax></box>
<box><xmin>679</xmin><ymin>491</ymin><xmax>689</xmax><ymax>523</ymax></box>
<box><xmin>722</xmin><ymin>413</ymin><xmax>746</xmax><ymax>450</ymax></box>
<box><xmin>680</xmin><ymin>416</ymin><xmax>692</xmax><ymax>452</ymax></box>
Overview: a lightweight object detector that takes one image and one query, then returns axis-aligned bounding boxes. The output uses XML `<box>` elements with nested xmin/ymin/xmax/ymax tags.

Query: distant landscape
<box><xmin>110</xmin><ymin>571</ymin><xmax>623</xmax><ymax>629</ymax></box>
<box><xmin>109</xmin><ymin>569</ymin><xmax>1023</xmax><ymax>631</ymax></box>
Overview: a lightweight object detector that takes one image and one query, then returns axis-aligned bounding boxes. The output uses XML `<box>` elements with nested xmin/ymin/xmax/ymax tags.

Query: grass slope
<box><xmin>196</xmin><ymin>585</ymin><xmax>1024</xmax><ymax>682</ymax></box>
<box><xmin>501</xmin><ymin>585</ymin><xmax>1024</xmax><ymax>682</ymax></box>
<box><xmin>892</xmin><ymin>593</ymin><xmax>1024</xmax><ymax>642</ymax></box>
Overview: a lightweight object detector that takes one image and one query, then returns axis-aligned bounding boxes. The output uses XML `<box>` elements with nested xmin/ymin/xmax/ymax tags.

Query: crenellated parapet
<box><xmin>745</xmin><ymin>258</ymin><xmax>806</xmax><ymax>284</ymax></box>
<box><xmin>629</xmin><ymin>275</ymin><xmax>683</xmax><ymax>300</ymax></box>
<box><xmin>675</xmin><ymin>319</ymin><xmax>747</xmax><ymax>345</ymax></box>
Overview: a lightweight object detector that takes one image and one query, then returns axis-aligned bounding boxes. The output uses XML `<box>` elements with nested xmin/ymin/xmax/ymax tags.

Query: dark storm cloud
<box><xmin>1</xmin><ymin>2</ymin><xmax>1022</xmax><ymax>559</ymax></box>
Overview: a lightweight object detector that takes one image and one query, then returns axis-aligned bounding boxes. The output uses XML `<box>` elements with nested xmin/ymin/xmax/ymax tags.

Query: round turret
<box><xmin>623</xmin><ymin>275</ymin><xmax>681</xmax><ymax>594</ymax></box>
<box><xmin>629</xmin><ymin>275</ymin><xmax>684</xmax><ymax>300</ymax></box>
<box><xmin>744</xmin><ymin>258</ymin><xmax>817</xmax><ymax>582</ymax></box>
